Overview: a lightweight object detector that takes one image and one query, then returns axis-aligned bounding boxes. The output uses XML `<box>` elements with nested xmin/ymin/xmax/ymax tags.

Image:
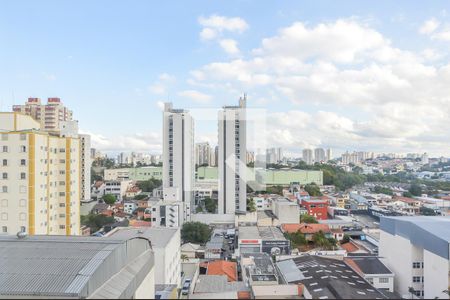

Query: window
<box><xmin>2</xmin><ymin>226</ymin><xmax>7</xmax><ymax>233</ymax></box>
<box><xmin>2</xmin><ymin>173</ymin><xmax>7</xmax><ymax>179</ymax></box>
<box><xmin>20</xmin><ymin>134</ymin><xmax>26</xmax><ymax>141</ymax></box>
<box><xmin>20</xmin><ymin>226</ymin><xmax>26</xmax><ymax>233</ymax></box>
<box><xmin>59</xmin><ymin>225</ymin><xmax>66</xmax><ymax>230</ymax></box>
<box><xmin>20</xmin><ymin>173</ymin><xmax>26</xmax><ymax>180</ymax></box>
<box><xmin>2</xmin><ymin>159</ymin><xmax>7</xmax><ymax>166</ymax></box>
<box><xmin>20</xmin><ymin>145</ymin><xmax>26</xmax><ymax>152</ymax></box>
<box><xmin>20</xmin><ymin>159</ymin><xmax>26</xmax><ymax>166</ymax></box>
<box><xmin>379</xmin><ymin>277</ymin><xmax>389</xmax><ymax>283</ymax></box>
<box><xmin>2</xmin><ymin>186</ymin><xmax>7</xmax><ymax>193</ymax></box>
<box><xmin>412</xmin><ymin>262</ymin><xmax>421</xmax><ymax>269</ymax></box>
<box><xmin>2</xmin><ymin>146</ymin><xmax>7</xmax><ymax>152</ymax></box>
<box><xmin>413</xmin><ymin>276</ymin><xmax>421</xmax><ymax>283</ymax></box>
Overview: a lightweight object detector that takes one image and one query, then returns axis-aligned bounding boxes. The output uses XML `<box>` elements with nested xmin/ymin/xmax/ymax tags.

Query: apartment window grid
<box><xmin>379</xmin><ymin>277</ymin><xmax>389</xmax><ymax>283</ymax></box>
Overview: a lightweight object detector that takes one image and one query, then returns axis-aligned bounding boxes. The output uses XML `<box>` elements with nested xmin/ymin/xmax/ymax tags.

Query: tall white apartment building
<box><xmin>314</xmin><ymin>148</ymin><xmax>326</xmax><ymax>163</ymax></box>
<box><xmin>195</xmin><ymin>142</ymin><xmax>211</xmax><ymax>166</ymax></box>
<box><xmin>326</xmin><ymin>148</ymin><xmax>332</xmax><ymax>161</ymax></box>
<box><xmin>59</xmin><ymin>120</ymin><xmax>91</xmax><ymax>202</ymax></box>
<box><xmin>302</xmin><ymin>149</ymin><xmax>314</xmax><ymax>165</ymax></box>
<box><xmin>380</xmin><ymin>216</ymin><xmax>450</xmax><ymax>299</ymax></box>
<box><xmin>267</xmin><ymin>147</ymin><xmax>283</xmax><ymax>164</ymax></box>
<box><xmin>0</xmin><ymin>112</ymin><xmax>80</xmax><ymax>236</ymax></box>
<box><xmin>341</xmin><ymin>151</ymin><xmax>360</xmax><ymax>165</ymax></box>
<box><xmin>218</xmin><ymin>96</ymin><xmax>247</xmax><ymax>215</ymax></box>
<box><xmin>13</xmin><ymin>97</ymin><xmax>73</xmax><ymax>133</ymax></box>
<box><xmin>162</xmin><ymin>103</ymin><xmax>194</xmax><ymax>222</ymax></box>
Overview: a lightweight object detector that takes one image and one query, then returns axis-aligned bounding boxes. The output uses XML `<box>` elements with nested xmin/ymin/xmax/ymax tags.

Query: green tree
<box><xmin>136</xmin><ymin>178</ymin><xmax>162</xmax><ymax>193</ymax></box>
<box><xmin>403</xmin><ymin>191</ymin><xmax>413</xmax><ymax>198</ymax></box>
<box><xmin>284</xmin><ymin>231</ymin><xmax>307</xmax><ymax>248</ymax></box>
<box><xmin>342</xmin><ymin>234</ymin><xmax>350</xmax><ymax>244</ymax></box>
<box><xmin>419</xmin><ymin>206</ymin><xmax>436</xmax><ymax>216</ymax></box>
<box><xmin>300</xmin><ymin>214</ymin><xmax>318</xmax><ymax>224</ymax></box>
<box><xmin>373</xmin><ymin>186</ymin><xmax>393</xmax><ymax>195</ymax></box>
<box><xmin>204</xmin><ymin>197</ymin><xmax>217</xmax><ymax>213</ymax></box>
<box><xmin>134</xmin><ymin>194</ymin><xmax>148</xmax><ymax>200</ymax></box>
<box><xmin>81</xmin><ymin>214</ymin><xmax>115</xmax><ymax>232</ymax></box>
<box><xmin>181</xmin><ymin>222</ymin><xmax>212</xmax><ymax>244</ymax></box>
<box><xmin>312</xmin><ymin>231</ymin><xmax>336</xmax><ymax>250</ymax></box>
<box><xmin>247</xmin><ymin>198</ymin><xmax>256</xmax><ymax>212</ymax></box>
<box><xmin>409</xmin><ymin>183</ymin><xmax>423</xmax><ymax>196</ymax></box>
<box><xmin>196</xmin><ymin>206</ymin><xmax>204</xmax><ymax>213</ymax></box>
<box><xmin>102</xmin><ymin>194</ymin><xmax>116</xmax><ymax>205</ymax></box>
<box><xmin>304</xmin><ymin>183</ymin><xmax>322</xmax><ymax>196</ymax></box>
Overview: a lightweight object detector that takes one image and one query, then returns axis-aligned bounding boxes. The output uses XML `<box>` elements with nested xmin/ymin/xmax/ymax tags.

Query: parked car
<box><xmin>181</xmin><ymin>279</ymin><xmax>191</xmax><ymax>295</ymax></box>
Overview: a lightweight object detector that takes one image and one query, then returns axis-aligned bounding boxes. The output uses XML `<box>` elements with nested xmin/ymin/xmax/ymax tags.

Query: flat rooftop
<box><xmin>106</xmin><ymin>227</ymin><xmax>179</xmax><ymax>248</ymax></box>
<box><xmin>239</xmin><ymin>226</ymin><xmax>286</xmax><ymax>241</ymax></box>
<box><xmin>345</xmin><ymin>257</ymin><xmax>392</xmax><ymax>275</ymax></box>
<box><xmin>381</xmin><ymin>216</ymin><xmax>450</xmax><ymax>259</ymax></box>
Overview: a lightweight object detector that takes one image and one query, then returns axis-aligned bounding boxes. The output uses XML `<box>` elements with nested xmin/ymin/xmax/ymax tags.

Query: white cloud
<box><xmin>42</xmin><ymin>72</ymin><xmax>57</xmax><ymax>81</ymax></box>
<box><xmin>200</xmin><ymin>28</ymin><xmax>217</xmax><ymax>40</ymax></box>
<box><xmin>219</xmin><ymin>39</ymin><xmax>240</xmax><ymax>55</ymax></box>
<box><xmin>198</xmin><ymin>14</ymin><xmax>248</xmax><ymax>33</ymax></box>
<box><xmin>81</xmin><ymin>130</ymin><xmax>162</xmax><ymax>153</ymax></box>
<box><xmin>178</xmin><ymin>90</ymin><xmax>212</xmax><ymax>103</ymax></box>
<box><xmin>188</xmin><ymin>19</ymin><xmax>450</xmax><ymax>156</ymax></box>
<box><xmin>432</xmin><ymin>28</ymin><xmax>450</xmax><ymax>41</ymax></box>
<box><xmin>419</xmin><ymin>18</ymin><xmax>440</xmax><ymax>35</ymax></box>
<box><xmin>148</xmin><ymin>73</ymin><xmax>176</xmax><ymax>95</ymax></box>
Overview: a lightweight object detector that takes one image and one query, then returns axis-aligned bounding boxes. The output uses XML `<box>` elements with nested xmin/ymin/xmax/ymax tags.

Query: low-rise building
<box><xmin>301</xmin><ymin>198</ymin><xmax>328</xmax><ymax>220</ymax></box>
<box><xmin>0</xmin><ymin>233</ymin><xmax>155</xmax><ymax>298</ymax></box>
<box><xmin>205</xmin><ymin>236</ymin><xmax>224</xmax><ymax>260</ymax></box>
<box><xmin>272</xmin><ymin>197</ymin><xmax>300</xmax><ymax>224</ymax></box>
<box><xmin>238</xmin><ymin>226</ymin><xmax>290</xmax><ymax>256</ymax></box>
<box><xmin>104</xmin><ymin>180</ymin><xmax>132</xmax><ymax>201</ymax></box>
<box><xmin>277</xmin><ymin>255</ymin><xmax>390</xmax><ymax>299</ymax></box>
<box><xmin>344</xmin><ymin>256</ymin><xmax>394</xmax><ymax>292</ymax></box>
<box><xmin>241</xmin><ymin>253</ymin><xmax>279</xmax><ymax>287</ymax></box>
<box><xmin>281</xmin><ymin>223</ymin><xmax>332</xmax><ymax>241</ymax></box>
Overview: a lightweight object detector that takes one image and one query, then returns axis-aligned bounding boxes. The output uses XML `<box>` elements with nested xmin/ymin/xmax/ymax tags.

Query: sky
<box><xmin>1</xmin><ymin>1</ymin><xmax>450</xmax><ymax>157</ymax></box>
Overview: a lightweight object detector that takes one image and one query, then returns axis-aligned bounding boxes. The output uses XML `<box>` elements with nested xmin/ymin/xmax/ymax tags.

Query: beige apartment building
<box><xmin>12</xmin><ymin>97</ymin><xmax>73</xmax><ymax>132</ymax></box>
<box><xmin>0</xmin><ymin>112</ymin><xmax>80</xmax><ymax>236</ymax></box>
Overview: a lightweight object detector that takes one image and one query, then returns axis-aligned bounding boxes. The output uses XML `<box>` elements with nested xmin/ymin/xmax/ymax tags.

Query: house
<box><xmin>205</xmin><ymin>236</ymin><xmax>223</xmax><ymax>260</ymax></box>
<box><xmin>91</xmin><ymin>203</ymin><xmax>111</xmax><ymax>215</ymax></box>
<box><xmin>344</xmin><ymin>256</ymin><xmax>394</xmax><ymax>292</ymax></box>
<box><xmin>91</xmin><ymin>180</ymin><xmax>106</xmax><ymax>200</ymax></box>
<box><xmin>206</xmin><ymin>260</ymin><xmax>237</xmax><ymax>282</ymax></box>
<box><xmin>301</xmin><ymin>198</ymin><xmax>328</xmax><ymax>220</ymax></box>
<box><xmin>192</xmin><ymin>275</ymin><xmax>249</xmax><ymax>298</ymax></box>
<box><xmin>125</xmin><ymin>185</ymin><xmax>142</xmax><ymax>199</ymax></box>
<box><xmin>124</xmin><ymin>201</ymin><xmax>138</xmax><ymax>214</ymax></box>
<box><xmin>281</xmin><ymin>223</ymin><xmax>332</xmax><ymax>241</ymax></box>
<box><xmin>181</xmin><ymin>242</ymin><xmax>205</xmax><ymax>259</ymax></box>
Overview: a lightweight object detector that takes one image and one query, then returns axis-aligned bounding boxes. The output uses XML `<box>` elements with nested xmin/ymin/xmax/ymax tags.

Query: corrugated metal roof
<box><xmin>0</xmin><ymin>234</ymin><xmax>154</xmax><ymax>298</ymax></box>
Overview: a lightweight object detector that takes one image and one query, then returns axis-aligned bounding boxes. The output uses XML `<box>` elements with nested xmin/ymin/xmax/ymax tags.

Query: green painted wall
<box><xmin>196</xmin><ymin>167</ymin><xmax>323</xmax><ymax>185</ymax></box>
<box><xmin>129</xmin><ymin>166</ymin><xmax>163</xmax><ymax>181</ymax></box>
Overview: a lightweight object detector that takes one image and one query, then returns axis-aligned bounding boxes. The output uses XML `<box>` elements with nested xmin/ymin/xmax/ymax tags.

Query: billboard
<box><xmin>261</xmin><ymin>240</ymin><xmax>290</xmax><ymax>255</ymax></box>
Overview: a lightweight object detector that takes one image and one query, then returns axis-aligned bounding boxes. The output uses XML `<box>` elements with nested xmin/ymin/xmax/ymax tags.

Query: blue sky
<box><xmin>1</xmin><ymin>1</ymin><xmax>449</xmax><ymax>156</ymax></box>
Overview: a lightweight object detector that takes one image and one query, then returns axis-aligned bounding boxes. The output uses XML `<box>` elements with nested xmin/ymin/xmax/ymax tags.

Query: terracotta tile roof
<box><xmin>206</xmin><ymin>260</ymin><xmax>238</xmax><ymax>282</ymax></box>
<box><xmin>238</xmin><ymin>291</ymin><xmax>251</xmax><ymax>299</ymax></box>
<box><xmin>341</xmin><ymin>242</ymin><xmax>359</xmax><ymax>253</ymax></box>
<box><xmin>344</xmin><ymin>258</ymin><xmax>363</xmax><ymax>276</ymax></box>
<box><xmin>281</xmin><ymin>223</ymin><xmax>331</xmax><ymax>234</ymax></box>
<box><xmin>394</xmin><ymin>196</ymin><xmax>417</xmax><ymax>204</ymax></box>
<box><xmin>331</xmin><ymin>228</ymin><xmax>344</xmax><ymax>233</ymax></box>
<box><xmin>129</xmin><ymin>220</ymin><xmax>151</xmax><ymax>227</ymax></box>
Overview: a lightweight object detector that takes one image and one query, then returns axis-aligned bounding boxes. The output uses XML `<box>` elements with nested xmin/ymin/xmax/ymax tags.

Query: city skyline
<box><xmin>1</xmin><ymin>1</ymin><xmax>450</xmax><ymax>157</ymax></box>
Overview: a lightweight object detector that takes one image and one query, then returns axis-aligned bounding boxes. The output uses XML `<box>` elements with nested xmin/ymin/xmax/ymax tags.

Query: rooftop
<box><xmin>281</xmin><ymin>223</ymin><xmax>331</xmax><ymax>234</ymax></box>
<box><xmin>0</xmin><ymin>234</ymin><xmax>153</xmax><ymax>298</ymax></box>
<box><xmin>207</xmin><ymin>260</ymin><xmax>238</xmax><ymax>282</ymax></box>
<box><xmin>105</xmin><ymin>227</ymin><xmax>179</xmax><ymax>248</ymax></box>
<box><xmin>344</xmin><ymin>257</ymin><xmax>393</xmax><ymax>275</ymax></box>
<box><xmin>277</xmin><ymin>255</ymin><xmax>388</xmax><ymax>299</ymax></box>
<box><xmin>381</xmin><ymin>216</ymin><xmax>450</xmax><ymax>259</ymax></box>
<box><xmin>194</xmin><ymin>275</ymin><xmax>248</xmax><ymax>294</ymax></box>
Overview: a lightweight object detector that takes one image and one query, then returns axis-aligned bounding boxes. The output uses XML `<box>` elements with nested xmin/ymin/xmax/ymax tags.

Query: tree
<box><xmin>284</xmin><ymin>231</ymin><xmax>307</xmax><ymax>248</ymax></box>
<box><xmin>181</xmin><ymin>254</ymin><xmax>189</xmax><ymax>262</ymax></box>
<box><xmin>420</xmin><ymin>206</ymin><xmax>436</xmax><ymax>216</ymax></box>
<box><xmin>81</xmin><ymin>214</ymin><xmax>115</xmax><ymax>233</ymax></box>
<box><xmin>304</xmin><ymin>183</ymin><xmax>322</xmax><ymax>196</ymax></box>
<box><xmin>136</xmin><ymin>178</ymin><xmax>162</xmax><ymax>193</ymax></box>
<box><xmin>342</xmin><ymin>234</ymin><xmax>350</xmax><ymax>244</ymax></box>
<box><xmin>204</xmin><ymin>197</ymin><xmax>217</xmax><ymax>213</ymax></box>
<box><xmin>373</xmin><ymin>186</ymin><xmax>393</xmax><ymax>196</ymax></box>
<box><xmin>102</xmin><ymin>194</ymin><xmax>116</xmax><ymax>205</ymax></box>
<box><xmin>196</xmin><ymin>206</ymin><xmax>204</xmax><ymax>213</ymax></box>
<box><xmin>181</xmin><ymin>222</ymin><xmax>212</xmax><ymax>244</ymax></box>
<box><xmin>247</xmin><ymin>198</ymin><xmax>256</xmax><ymax>212</ymax></box>
<box><xmin>134</xmin><ymin>194</ymin><xmax>148</xmax><ymax>200</ymax></box>
<box><xmin>409</xmin><ymin>183</ymin><xmax>423</xmax><ymax>196</ymax></box>
<box><xmin>300</xmin><ymin>214</ymin><xmax>318</xmax><ymax>224</ymax></box>
<box><xmin>312</xmin><ymin>231</ymin><xmax>336</xmax><ymax>250</ymax></box>
<box><xmin>403</xmin><ymin>191</ymin><xmax>413</xmax><ymax>198</ymax></box>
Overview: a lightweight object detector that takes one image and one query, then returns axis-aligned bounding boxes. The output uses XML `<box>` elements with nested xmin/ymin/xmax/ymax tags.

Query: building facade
<box><xmin>0</xmin><ymin>113</ymin><xmax>80</xmax><ymax>236</ymax></box>
<box><xmin>163</xmin><ymin>103</ymin><xmax>194</xmax><ymax>223</ymax></box>
<box><xmin>302</xmin><ymin>149</ymin><xmax>314</xmax><ymax>165</ymax></box>
<box><xmin>380</xmin><ymin>216</ymin><xmax>450</xmax><ymax>299</ymax></box>
<box><xmin>218</xmin><ymin>97</ymin><xmax>247</xmax><ymax>215</ymax></box>
<box><xmin>12</xmin><ymin>97</ymin><xmax>73</xmax><ymax>133</ymax></box>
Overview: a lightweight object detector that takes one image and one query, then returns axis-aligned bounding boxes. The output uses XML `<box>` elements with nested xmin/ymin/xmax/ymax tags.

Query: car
<box><xmin>181</xmin><ymin>279</ymin><xmax>191</xmax><ymax>295</ymax></box>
